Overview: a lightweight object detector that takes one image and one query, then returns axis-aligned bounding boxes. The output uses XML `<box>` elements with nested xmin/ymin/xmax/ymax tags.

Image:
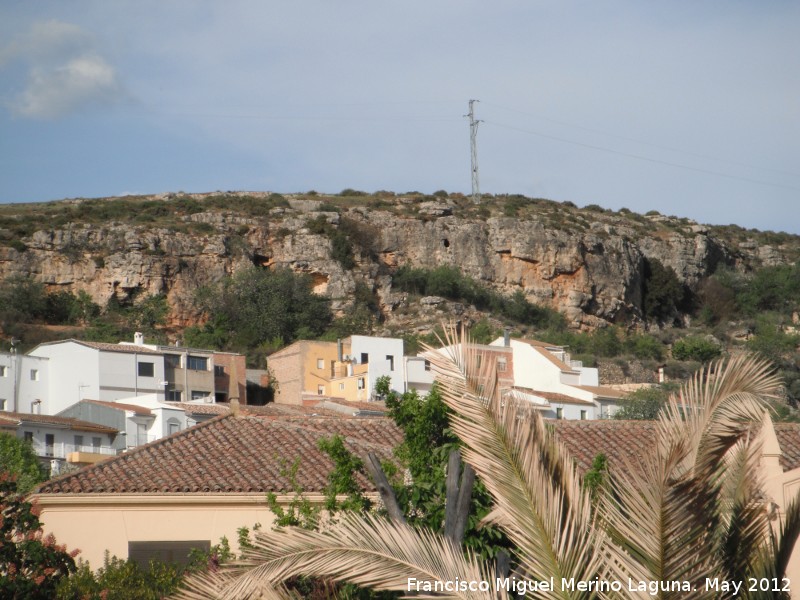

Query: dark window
<box><xmin>164</xmin><ymin>354</ymin><xmax>181</xmax><ymax>369</ymax></box>
<box><xmin>73</xmin><ymin>435</ymin><xmax>84</xmax><ymax>448</ymax></box>
<box><xmin>187</xmin><ymin>356</ymin><xmax>208</xmax><ymax>371</ymax></box>
<box><xmin>360</xmin><ymin>353</ymin><xmax>369</xmax><ymax>364</ymax></box>
<box><xmin>386</xmin><ymin>355</ymin><xmax>394</xmax><ymax>371</ymax></box>
<box><xmin>23</xmin><ymin>431</ymin><xmax>33</xmax><ymax>443</ymax></box>
<box><xmin>214</xmin><ymin>365</ymin><xmax>225</xmax><ymax>376</ymax></box>
<box><xmin>45</xmin><ymin>434</ymin><xmax>54</xmax><ymax>457</ymax></box>
<box><xmin>92</xmin><ymin>437</ymin><xmax>101</xmax><ymax>450</ymax></box>
<box><xmin>0</xmin><ymin>398</ymin><xmax>5</xmax><ymax>411</ymax></box>
<box><xmin>128</xmin><ymin>541</ymin><xmax>210</xmax><ymax>568</ymax></box>
<box><xmin>138</xmin><ymin>362</ymin><xmax>154</xmax><ymax>377</ymax></box>
<box><xmin>424</xmin><ymin>360</ymin><xmax>431</xmax><ymax>372</ymax></box>
<box><xmin>166</xmin><ymin>390</ymin><xmax>182</xmax><ymax>402</ymax></box>
<box><xmin>556</xmin><ymin>408</ymin><xmax>563</xmax><ymax>420</ymax></box>
<box><xmin>215</xmin><ymin>392</ymin><xmax>227</xmax><ymax>403</ymax></box>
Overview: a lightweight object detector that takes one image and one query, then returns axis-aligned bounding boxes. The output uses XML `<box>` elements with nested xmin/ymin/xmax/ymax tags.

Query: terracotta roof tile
<box><xmin>554</xmin><ymin>420</ymin><xmax>800</xmax><ymax>475</ymax></box>
<box><xmin>36</xmin><ymin>415</ymin><xmax>401</xmax><ymax>495</ymax></box>
<box><xmin>0</xmin><ymin>412</ymin><xmax>119</xmax><ymax>434</ymax></box>
<box><xmin>34</xmin><ymin>339</ymin><xmax>164</xmax><ymax>355</ymax></box>
<box><xmin>82</xmin><ymin>399</ymin><xmax>153</xmax><ymax>416</ymax></box>
<box><xmin>570</xmin><ymin>385</ymin><xmax>626</xmax><ymax>400</ymax></box>
<box><xmin>512</xmin><ymin>387</ymin><xmax>594</xmax><ymax>406</ymax></box>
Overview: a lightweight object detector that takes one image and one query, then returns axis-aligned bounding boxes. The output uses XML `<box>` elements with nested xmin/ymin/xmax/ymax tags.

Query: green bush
<box><xmin>642</xmin><ymin>258</ymin><xmax>685</xmax><ymax>322</ymax></box>
<box><xmin>671</xmin><ymin>336</ymin><xmax>722</xmax><ymax>363</ymax></box>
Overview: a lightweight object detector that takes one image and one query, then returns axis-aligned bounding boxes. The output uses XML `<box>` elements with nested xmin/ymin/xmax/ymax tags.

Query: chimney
<box><xmin>134</xmin><ymin>332</ymin><xmax>144</xmax><ymax>346</ymax></box>
<box><xmin>230</xmin><ymin>397</ymin><xmax>240</xmax><ymax>417</ymax></box>
<box><xmin>337</xmin><ymin>339</ymin><xmax>343</xmax><ymax>362</ymax></box>
<box><xmin>503</xmin><ymin>328</ymin><xmax>510</xmax><ymax>347</ymax></box>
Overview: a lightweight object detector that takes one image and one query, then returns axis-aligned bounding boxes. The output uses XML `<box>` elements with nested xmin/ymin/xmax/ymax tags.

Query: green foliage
<box><xmin>642</xmin><ymin>258</ymin><xmax>685</xmax><ymax>322</ymax></box>
<box><xmin>1</xmin><ymin>476</ymin><xmax>77</xmax><ymax>599</ymax></box>
<box><xmin>583</xmin><ymin>453</ymin><xmax>608</xmax><ymax>502</ymax></box>
<box><xmin>469</xmin><ymin>319</ymin><xmax>499</xmax><ymax>345</ymax></box>
<box><xmin>378</xmin><ymin>377</ymin><xmax>511</xmax><ymax>560</ymax></box>
<box><xmin>614</xmin><ymin>385</ymin><xmax>670</xmax><ymax>420</ymax></box>
<box><xmin>671</xmin><ymin>336</ymin><xmax>722</xmax><ymax>363</ymax></box>
<box><xmin>305</xmin><ymin>215</ymin><xmax>356</xmax><ymax>269</ymax></box>
<box><xmin>0</xmin><ymin>434</ymin><xmax>47</xmax><ymax>494</ymax></box>
<box><xmin>392</xmin><ymin>265</ymin><xmax>564</xmax><ymax>330</ymax></box>
<box><xmin>56</xmin><ymin>554</ymin><xmax>185</xmax><ymax>600</ymax></box>
<box><xmin>737</xmin><ymin>264</ymin><xmax>800</xmax><ymax>316</ymax></box>
<box><xmin>746</xmin><ymin>313</ymin><xmax>800</xmax><ymax>366</ymax></box>
<box><xmin>317</xmin><ymin>436</ymin><xmax>372</xmax><ymax>513</ymax></box>
<box><xmin>265</xmin><ymin>458</ymin><xmax>320</xmax><ymax>530</ymax></box>
<box><xmin>184</xmin><ymin>267</ymin><xmax>332</xmax><ymax>359</ymax></box>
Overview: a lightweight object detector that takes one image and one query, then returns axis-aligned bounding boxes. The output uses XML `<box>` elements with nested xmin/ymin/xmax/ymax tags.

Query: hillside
<box><xmin>1</xmin><ymin>190</ymin><xmax>798</xmax><ymax>400</ymax></box>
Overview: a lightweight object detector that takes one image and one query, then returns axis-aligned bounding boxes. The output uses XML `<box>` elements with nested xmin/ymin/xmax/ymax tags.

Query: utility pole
<box><xmin>466</xmin><ymin>99</ymin><xmax>482</xmax><ymax>204</ymax></box>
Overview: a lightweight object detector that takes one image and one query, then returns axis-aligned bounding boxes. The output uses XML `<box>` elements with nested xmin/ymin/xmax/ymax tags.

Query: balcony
<box><xmin>31</xmin><ymin>440</ymin><xmax>118</xmax><ymax>460</ymax></box>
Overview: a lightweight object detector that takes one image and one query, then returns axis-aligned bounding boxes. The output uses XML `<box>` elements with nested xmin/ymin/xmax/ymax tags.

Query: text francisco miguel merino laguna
<box><xmin>407</xmin><ymin>576</ymin><xmax>790</xmax><ymax>596</ymax></box>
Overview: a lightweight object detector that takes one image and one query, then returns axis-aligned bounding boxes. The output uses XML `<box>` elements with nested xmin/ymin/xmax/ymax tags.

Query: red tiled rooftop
<box><xmin>82</xmin><ymin>399</ymin><xmax>153</xmax><ymax>416</ymax></box>
<box><xmin>35</xmin><ymin>414</ymin><xmax>402</xmax><ymax>495</ymax></box>
<box><xmin>554</xmin><ymin>420</ymin><xmax>800</xmax><ymax>475</ymax></box>
<box><xmin>0</xmin><ymin>412</ymin><xmax>119</xmax><ymax>434</ymax></box>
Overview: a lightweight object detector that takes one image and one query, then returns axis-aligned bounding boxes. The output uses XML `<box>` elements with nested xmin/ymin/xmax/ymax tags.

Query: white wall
<box><xmin>29</xmin><ymin>342</ymin><xmax>99</xmax><ymax>414</ymax></box>
<box><xmin>98</xmin><ymin>351</ymin><xmax>166</xmax><ymax>401</ymax></box>
<box><xmin>349</xmin><ymin>336</ymin><xmax>404</xmax><ymax>397</ymax></box>
<box><xmin>0</xmin><ymin>354</ymin><xmax>50</xmax><ymax>414</ymax></box>
<box><xmin>405</xmin><ymin>357</ymin><xmax>433</xmax><ymax>395</ymax></box>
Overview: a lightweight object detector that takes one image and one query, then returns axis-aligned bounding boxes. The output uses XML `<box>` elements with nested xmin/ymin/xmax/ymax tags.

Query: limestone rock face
<box><xmin>0</xmin><ymin>202</ymin><xmax>791</xmax><ymax>330</ymax></box>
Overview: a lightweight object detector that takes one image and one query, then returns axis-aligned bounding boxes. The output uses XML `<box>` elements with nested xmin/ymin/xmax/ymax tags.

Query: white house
<box><xmin>486</xmin><ymin>336</ymin><xmax>625</xmax><ymax>420</ymax></box>
<box><xmin>0</xmin><ymin>411</ymin><xmax>118</xmax><ymax>473</ymax></box>
<box><xmin>0</xmin><ymin>352</ymin><xmax>50</xmax><ymax>414</ymax></box>
<box><xmin>347</xmin><ymin>335</ymin><xmax>405</xmax><ymax>397</ymax></box>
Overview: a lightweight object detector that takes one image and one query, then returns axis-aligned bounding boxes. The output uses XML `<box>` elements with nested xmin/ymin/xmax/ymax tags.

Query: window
<box><xmin>128</xmin><ymin>541</ymin><xmax>210</xmax><ymax>569</ymax></box>
<box><xmin>45</xmin><ymin>434</ymin><xmax>54</xmax><ymax>457</ymax></box>
<box><xmin>497</xmin><ymin>358</ymin><xmax>507</xmax><ymax>372</ymax></box>
<box><xmin>580</xmin><ymin>410</ymin><xmax>587</xmax><ymax>420</ymax></box>
<box><xmin>166</xmin><ymin>389</ymin><xmax>182</xmax><ymax>402</ymax></box>
<box><xmin>360</xmin><ymin>353</ymin><xmax>369</xmax><ymax>364</ymax></box>
<box><xmin>317</xmin><ymin>385</ymin><xmax>325</xmax><ymax>395</ymax></box>
<box><xmin>215</xmin><ymin>392</ymin><xmax>227</xmax><ymax>403</ymax></box>
<box><xmin>31</xmin><ymin>400</ymin><xmax>41</xmax><ymax>415</ymax></box>
<box><xmin>187</xmin><ymin>356</ymin><xmax>208</xmax><ymax>371</ymax></box>
<box><xmin>339</xmin><ymin>383</ymin><xmax>345</xmax><ymax>391</ymax></box>
<box><xmin>73</xmin><ymin>435</ymin><xmax>84</xmax><ymax>448</ymax></box>
<box><xmin>0</xmin><ymin>365</ymin><xmax>6</xmax><ymax>377</ymax></box>
<box><xmin>214</xmin><ymin>365</ymin><xmax>225</xmax><ymax>376</ymax></box>
<box><xmin>164</xmin><ymin>354</ymin><xmax>181</xmax><ymax>369</ymax></box>
<box><xmin>190</xmin><ymin>390</ymin><xmax>209</xmax><ymax>400</ymax></box>
<box><xmin>24</xmin><ymin>431</ymin><xmax>33</xmax><ymax>443</ymax></box>
<box><xmin>424</xmin><ymin>360</ymin><xmax>431</xmax><ymax>372</ymax></box>
<box><xmin>357</xmin><ymin>378</ymin><xmax>365</xmax><ymax>390</ymax></box>
<box><xmin>556</xmin><ymin>408</ymin><xmax>563</xmax><ymax>420</ymax></box>
<box><xmin>386</xmin><ymin>355</ymin><xmax>394</xmax><ymax>371</ymax></box>
<box><xmin>30</xmin><ymin>369</ymin><xmax>39</xmax><ymax>381</ymax></box>
<box><xmin>167</xmin><ymin>419</ymin><xmax>181</xmax><ymax>435</ymax></box>
<box><xmin>316</xmin><ymin>358</ymin><xmax>324</xmax><ymax>369</ymax></box>
<box><xmin>92</xmin><ymin>437</ymin><xmax>101</xmax><ymax>451</ymax></box>
<box><xmin>0</xmin><ymin>398</ymin><xmax>5</xmax><ymax>411</ymax></box>
<box><xmin>138</xmin><ymin>362</ymin><xmax>154</xmax><ymax>377</ymax></box>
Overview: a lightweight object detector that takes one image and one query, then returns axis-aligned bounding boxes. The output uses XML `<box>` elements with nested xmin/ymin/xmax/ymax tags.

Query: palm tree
<box><xmin>175</xmin><ymin>325</ymin><xmax>800</xmax><ymax>599</ymax></box>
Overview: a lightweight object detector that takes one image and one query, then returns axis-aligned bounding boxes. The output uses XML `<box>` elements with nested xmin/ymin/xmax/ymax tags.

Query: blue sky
<box><xmin>1</xmin><ymin>1</ymin><xmax>798</xmax><ymax>233</ymax></box>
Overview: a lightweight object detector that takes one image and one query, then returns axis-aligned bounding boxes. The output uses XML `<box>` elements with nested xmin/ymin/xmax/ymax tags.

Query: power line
<box><xmin>465</xmin><ymin>100</ymin><xmax>482</xmax><ymax>204</ymax></box>
<box><xmin>484</xmin><ymin>119</ymin><xmax>800</xmax><ymax>192</ymax></box>
<box><xmin>482</xmin><ymin>102</ymin><xmax>800</xmax><ymax>180</ymax></box>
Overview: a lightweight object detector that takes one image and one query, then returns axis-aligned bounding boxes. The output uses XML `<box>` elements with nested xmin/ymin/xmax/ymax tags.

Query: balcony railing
<box><xmin>31</xmin><ymin>440</ymin><xmax>118</xmax><ymax>459</ymax></box>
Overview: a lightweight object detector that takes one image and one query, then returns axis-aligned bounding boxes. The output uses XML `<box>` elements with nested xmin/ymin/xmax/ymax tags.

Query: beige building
<box><xmin>33</xmin><ymin>410</ymin><xmax>401</xmax><ymax>567</ymax></box>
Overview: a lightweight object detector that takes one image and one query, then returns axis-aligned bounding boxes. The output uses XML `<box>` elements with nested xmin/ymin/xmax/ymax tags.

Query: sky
<box><xmin>1</xmin><ymin>1</ymin><xmax>798</xmax><ymax>233</ymax></box>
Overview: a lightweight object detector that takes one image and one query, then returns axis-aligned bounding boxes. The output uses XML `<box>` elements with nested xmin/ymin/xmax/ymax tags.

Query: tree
<box><xmin>642</xmin><ymin>257</ymin><xmax>685</xmax><ymax>322</ymax></box>
<box><xmin>613</xmin><ymin>385</ymin><xmax>669</xmax><ymax>420</ymax></box>
<box><xmin>0</xmin><ymin>433</ymin><xmax>47</xmax><ymax>494</ymax></box>
<box><xmin>671</xmin><ymin>335</ymin><xmax>722</xmax><ymax>363</ymax></box>
<box><xmin>177</xmin><ymin>327</ymin><xmax>798</xmax><ymax>600</ymax></box>
<box><xmin>0</xmin><ymin>476</ymin><xmax>77</xmax><ymax>599</ymax></box>
<box><xmin>185</xmin><ymin>267</ymin><xmax>332</xmax><ymax>356</ymax></box>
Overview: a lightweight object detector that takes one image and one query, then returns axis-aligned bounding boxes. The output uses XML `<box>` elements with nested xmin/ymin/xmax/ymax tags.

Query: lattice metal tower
<box><xmin>466</xmin><ymin>99</ymin><xmax>482</xmax><ymax>204</ymax></box>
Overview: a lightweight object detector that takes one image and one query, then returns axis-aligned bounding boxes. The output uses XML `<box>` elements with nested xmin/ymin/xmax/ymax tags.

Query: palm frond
<box><xmin>423</xmin><ymin>324</ymin><xmax>621</xmax><ymax>597</ymax></box>
<box><xmin>176</xmin><ymin>512</ymin><xmax>500</xmax><ymax>600</ymax></box>
<box><xmin>602</xmin><ymin>354</ymin><xmax>781</xmax><ymax>595</ymax></box>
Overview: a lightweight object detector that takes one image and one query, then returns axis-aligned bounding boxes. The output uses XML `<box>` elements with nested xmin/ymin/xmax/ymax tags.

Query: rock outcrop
<box><xmin>0</xmin><ymin>193</ymin><xmax>794</xmax><ymax>330</ymax></box>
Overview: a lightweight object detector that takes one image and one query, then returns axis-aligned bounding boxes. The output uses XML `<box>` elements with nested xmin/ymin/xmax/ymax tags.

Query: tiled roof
<box><xmin>554</xmin><ymin>420</ymin><xmax>800</xmax><ymax>475</ymax></box>
<box><xmin>570</xmin><ymin>385</ymin><xmax>626</xmax><ymax>400</ymax></box>
<box><xmin>531</xmin><ymin>346</ymin><xmax>579</xmax><ymax>374</ymax></box>
<box><xmin>167</xmin><ymin>402</ymin><xmax>231</xmax><ymax>416</ymax></box>
<box><xmin>35</xmin><ymin>414</ymin><xmax>402</xmax><ymax>495</ymax></box>
<box><xmin>82</xmin><ymin>399</ymin><xmax>153</xmax><ymax>416</ymax></box>
<box><xmin>512</xmin><ymin>387</ymin><xmax>594</xmax><ymax>406</ymax></box>
<box><xmin>33</xmin><ymin>339</ymin><xmax>163</xmax><ymax>355</ymax></box>
<box><xmin>0</xmin><ymin>412</ymin><xmax>119</xmax><ymax>434</ymax></box>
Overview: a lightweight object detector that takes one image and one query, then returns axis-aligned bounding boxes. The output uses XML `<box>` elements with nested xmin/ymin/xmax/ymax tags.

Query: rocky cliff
<box><xmin>0</xmin><ymin>192</ymin><xmax>796</xmax><ymax>331</ymax></box>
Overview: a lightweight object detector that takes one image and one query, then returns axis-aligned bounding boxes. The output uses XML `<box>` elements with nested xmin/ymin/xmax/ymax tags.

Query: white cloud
<box><xmin>1</xmin><ymin>20</ymin><xmax>124</xmax><ymax>119</ymax></box>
